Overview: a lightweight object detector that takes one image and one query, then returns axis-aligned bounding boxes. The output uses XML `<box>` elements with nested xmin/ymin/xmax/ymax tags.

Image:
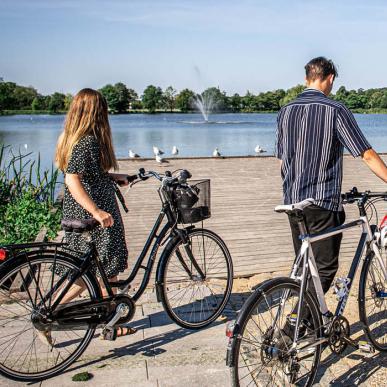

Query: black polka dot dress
<box><xmin>62</xmin><ymin>135</ymin><xmax>128</xmax><ymax>278</ymax></box>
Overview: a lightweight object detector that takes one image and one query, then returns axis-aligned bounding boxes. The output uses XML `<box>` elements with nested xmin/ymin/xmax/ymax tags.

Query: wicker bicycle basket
<box><xmin>173</xmin><ymin>179</ymin><xmax>211</xmax><ymax>224</ymax></box>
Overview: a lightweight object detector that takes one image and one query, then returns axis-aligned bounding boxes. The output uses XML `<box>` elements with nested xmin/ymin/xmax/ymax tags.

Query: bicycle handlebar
<box><xmin>342</xmin><ymin>187</ymin><xmax>387</xmax><ymax>204</ymax></box>
<box><xmin>132</xmin><ymin>168</ymin><xmax>192</xmax><ymax>188</ymax></box>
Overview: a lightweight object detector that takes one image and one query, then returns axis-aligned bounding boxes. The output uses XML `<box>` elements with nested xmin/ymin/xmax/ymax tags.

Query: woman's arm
<box><xmin>65</xmin><ymin>173</ymin><xmax>114</xmax><ymax>228</ymax></box>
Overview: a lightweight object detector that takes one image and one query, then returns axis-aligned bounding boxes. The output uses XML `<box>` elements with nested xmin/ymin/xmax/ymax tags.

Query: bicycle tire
<box><xmin>0</xmin><ymin>250</ymin><xmax>100</xmax><ymax>382</ymax></box>
<box><xmin>159</xmin><ymin>228</ymin><xmax>233</xmax><ymax>329</ymax></box>
<box><xmin>359</xmin><ymin>251</ymin><xmax>387</xmax><ymax>352</ymax></box>
<box><xmin>229</xmin><ymin>277</ymin><xmax>322</xmax><ymax>387</ymax></box>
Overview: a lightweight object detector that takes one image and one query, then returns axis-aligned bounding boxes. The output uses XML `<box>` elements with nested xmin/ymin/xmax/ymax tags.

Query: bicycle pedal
<box><xmin>101</xmin><ymin>328</ymin><xmax>117</xmax><ymax>341</ymax></box>
<box><xmin>358</xmin><ymin>340</ymin><xmax>375</xmax><ymax>355</ymax></box>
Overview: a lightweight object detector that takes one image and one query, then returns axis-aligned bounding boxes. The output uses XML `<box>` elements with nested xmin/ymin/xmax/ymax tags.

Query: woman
<box><xmin>55</xmin><ymin>88</ymin><xmax>136</xmax><ymax>338</ymax></box>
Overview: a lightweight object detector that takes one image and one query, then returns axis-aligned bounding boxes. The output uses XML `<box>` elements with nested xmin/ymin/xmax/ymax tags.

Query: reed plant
<box><xmin>0</xmin><ymin>144</ymin><xmax>62</xmax><ymax>244</ymax></box>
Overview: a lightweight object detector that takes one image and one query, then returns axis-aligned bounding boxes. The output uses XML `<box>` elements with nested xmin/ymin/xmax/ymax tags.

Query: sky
<box><xmin>1</xmin><ymin>0</ymin><xmax>387</xmax><ymax>96</ymax></box>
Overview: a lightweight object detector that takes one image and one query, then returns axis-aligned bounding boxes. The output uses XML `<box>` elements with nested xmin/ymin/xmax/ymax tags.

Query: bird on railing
<box><xmin>213</xmin><ymin>147</ymin><xmax>221</xmax><ymax>157</ymax></box>
<box><xmin>129</xmin><ymin>149</ymin><xmax>140</xmax><ymax>158</ymax></box>
<box><xmin>153</xmin><ymin>146</ymin><xmax>164</xmax><ymax>156</ymax></box>
<box><xmin>254</xmin><ymin>145</ymin><xmax>266</xmax><ymax>154</ymax></box>
<box><xmin>172</xmin><ymin>146</ymin><xmax>179</xmax><ymax>156</ymax></box>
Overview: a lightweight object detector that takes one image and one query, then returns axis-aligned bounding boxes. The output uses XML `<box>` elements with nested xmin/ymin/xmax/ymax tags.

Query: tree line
<box><xmin>1</xmin><ymin>78</ymin><xmax>387</xmax><ymax>114</ymax></box>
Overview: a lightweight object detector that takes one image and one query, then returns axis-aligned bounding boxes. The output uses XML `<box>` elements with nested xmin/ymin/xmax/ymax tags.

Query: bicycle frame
<box><xmin>49</xmin><ymin>203</ymin><xmax>174</xmax><ymax>308</ymax></box>
<box><xmin>288</xmin><ymin>213</ymin><xmax>387</xmax><ymax>343</ymax></box>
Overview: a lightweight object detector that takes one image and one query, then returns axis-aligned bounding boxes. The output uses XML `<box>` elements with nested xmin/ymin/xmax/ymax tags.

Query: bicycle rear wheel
<box><xmin>230</xmin><ymin>278</ymin><xmax>322</xmax><ymax>387</ymax></box>
<box><xmin>160</xmin><ymin>228</ymin><xmax>233</xmax><ymax>329</ymax></box>
<box><xmin>359</xmin><ymin>251</ymin><xmax>387</xmax><ymax>351</ymax></box>
<box><xmin>0</xmin><ymin>251</ymin><xmax>100</xmax><ymax>381</ymax></box>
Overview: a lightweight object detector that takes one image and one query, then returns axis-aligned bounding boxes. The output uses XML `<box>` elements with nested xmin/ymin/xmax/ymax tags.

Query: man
<box><xmin>275</xmin><ymin>57</ymin><xmax>387</xmax><ymax>317</ymax></box>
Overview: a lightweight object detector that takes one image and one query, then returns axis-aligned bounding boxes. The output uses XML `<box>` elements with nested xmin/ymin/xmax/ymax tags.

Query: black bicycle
<box><xmin>0</xmin><ymin>168</ymin><xmax>233</xmax><ymax>382</ymax></box>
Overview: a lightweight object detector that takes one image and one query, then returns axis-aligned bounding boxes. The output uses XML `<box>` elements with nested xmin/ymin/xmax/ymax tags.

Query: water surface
<box><xmin>0</xmin><ymin>113</ymin><xmax>386</xmax><ymax>171</ymax></box>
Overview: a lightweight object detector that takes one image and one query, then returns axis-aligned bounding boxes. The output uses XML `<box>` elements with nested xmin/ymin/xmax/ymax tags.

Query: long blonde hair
<box><xmin>55</xmin><ymin>88</ymin><xmax>118</xmax><ymax>172</ymax></box>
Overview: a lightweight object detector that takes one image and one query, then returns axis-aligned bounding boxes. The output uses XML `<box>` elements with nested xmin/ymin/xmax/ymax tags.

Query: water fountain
<box><xmin>192</xmin><ymin>92</ymin><xmax>215</xmax><ymax>122</ymax></box>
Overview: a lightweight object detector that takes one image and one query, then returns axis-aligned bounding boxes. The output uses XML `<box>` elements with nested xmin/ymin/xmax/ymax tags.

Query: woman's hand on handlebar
<box><xmin>92</xmin><ymin>209</ymin><xmax>114</xmax><ymax>228</ymax></box>
<box><xmin>110</xmin><ymin>173</ymin><xmax>138</xmax><ymax>186</ymax></box>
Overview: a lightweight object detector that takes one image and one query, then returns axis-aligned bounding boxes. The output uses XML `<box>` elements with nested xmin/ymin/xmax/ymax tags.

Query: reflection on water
<box><xmin>0</xmin><ymin>112</ymin><xmax>386</xmax><ymax>172</ymax></box>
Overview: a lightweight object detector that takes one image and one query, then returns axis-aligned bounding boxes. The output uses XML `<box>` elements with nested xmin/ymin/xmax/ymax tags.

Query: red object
<box><xmin>0</xmin><ymin>249</ymin><xmax>7</xmax><ymax>261</ymax></box>
<box><xmin>225</xmin><ymin>321</ymin><xmax>235</xmax><ymax>338</ymax></box>
<box><xmin>380</xmin><ymin>215</ymin><xmax>387</xmax><ymax>229</ymax></box>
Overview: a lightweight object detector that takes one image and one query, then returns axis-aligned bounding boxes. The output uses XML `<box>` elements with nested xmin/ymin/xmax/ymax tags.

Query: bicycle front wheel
<box><xmin>160</xmin><ymin>228</ymin><xmax>233</xmax><ymax>329</ymax></box>
<box><xmin>230</xmin><ymin>278</ymin><xmax>322</xmax><ymax>387</ymax></box>
<box><xmin>0</xmin><ymin>251</ymin><xmax>100</xmax><ymax>382</ymax></box>
<box><xmin>359</xmin><ymin>251</ymin><xmax>387</xmax><ymax>351</ymax></box>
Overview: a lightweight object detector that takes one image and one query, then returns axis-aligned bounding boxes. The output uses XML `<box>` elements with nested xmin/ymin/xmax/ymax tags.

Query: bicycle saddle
<box><xmin>61</xmin><ymin>218</ymin><xmax>99</xmax><ymax>233</ymax></box>
<box><xmin>274</xmin><ymin>198</ymin><xmax>315</xmax><ymax>213</ymax></box>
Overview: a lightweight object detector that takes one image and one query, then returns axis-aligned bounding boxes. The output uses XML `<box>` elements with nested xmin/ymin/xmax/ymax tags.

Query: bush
<box><xmin>0</xmin><ymin>191</ymin><xmax>61</xmax><ymax>244</ymax></box>
<box><xmin>0</xmin><ymin>145</ymin><xmax>62</xmax><ymax>245</ymax></box>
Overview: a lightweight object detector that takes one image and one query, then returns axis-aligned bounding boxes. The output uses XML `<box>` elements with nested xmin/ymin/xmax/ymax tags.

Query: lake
<box><xmin>0</xmin><ymin>113</ymin><xmax>386</xmax><ymax>171</ymax></box>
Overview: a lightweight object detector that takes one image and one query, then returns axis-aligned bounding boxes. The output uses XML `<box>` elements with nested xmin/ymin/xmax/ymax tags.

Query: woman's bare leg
<box><xmin>58</xmin><ymin>278</ymin><xmax>86</xmax><ymax>304</ymax></box>
<box><xmin>99</xmin><ymin>275</ymin><xmax>117</xmax><ymax>297</ymax></box>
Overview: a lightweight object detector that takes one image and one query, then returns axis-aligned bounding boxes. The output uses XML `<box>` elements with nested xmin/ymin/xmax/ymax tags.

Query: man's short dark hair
<box><xmin>305</xmin><ymin>57</ymin><xmax>338</xmax><ymax>81</ymax></box>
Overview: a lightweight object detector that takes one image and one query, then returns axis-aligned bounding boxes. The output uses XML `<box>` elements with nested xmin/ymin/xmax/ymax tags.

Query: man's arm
<box><xmin>361</xmin><ymin>149</ymin><xmax>387</xmax><ymax>183</ymax></box>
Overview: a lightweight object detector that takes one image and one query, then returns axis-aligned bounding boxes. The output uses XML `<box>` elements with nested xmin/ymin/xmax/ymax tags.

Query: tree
<box><xmin>31</xmin><ymin>95</ymin><xmax>49</xmax><ymax>111</ymax></box>
<box><xmin>99</xmin><ymin>84</ymin><xmax>119</xmax><ymax>113</ymax></box>
<box><xmin>127</xmin><ymin>88</ymin><xmax>138</xmax><ymax>110</ymax></box>
<box><xmin>162</xmin><ymin>86</ymin><xmax>177</xmax><ymax>112</ymax></box>
<box><xmin>175</xmin><ymin>88</ymin><xmax>195</xmax><ymax>112</ymax></box>
<box><xmin>345</xmin><ymin>90</ymin><xmax>364</xmax><ymax>110</ymax></box>
<box><xmin>241</xmin><ymin>91</ymin><xmax>256</xmax><ymax>112</ymax></box>
<box><xmin>201</xmin><ymin>87</ymin><xmax>228</xmax><ymax>112</ymax></box>
<box><xmin>113</xmin><ymin>82</ymin><xmax>131</xmax><ymax>113</ymax></box>
<box><xmin>64</xmin><ymin>93</ymin><xmax>73</xmax><ymax>111</ymax></box>
<box><xmin>13</xmin><ymin>86</ymin><xmax>38</xmax><ymax>109</ymax></box>
<box><xmin>48</xmin><ymin>92</ymin><xmax>66</xmax><ymax>113</ymax></box>
<box><xmin>280</xmin><ymin>84</ymin><xmax>306</xmax><ymax>106</ymax></box>
<box><xmin>142</xmin><ymin>85</ymin><xmax>163</xmax><ymax>113</ymax></box>
<box><xmin>99</xmin><ymin>83</ymin><xmax>133</xmax><ymax>113</ymax></box>
<box><xmin>130</xmin><ymin>100</ymin><xmax>143</xmax><ymax>110</ymax></box>
<box><xmin>229</xmin><ymin>93</ymin><xmax>242</xmax><ymax>112</ymax></box>
<box><xmin>379</xmin><ymin>92</ymin><xmax>387</xmax><ymax>109</ymax></box>
<box><xmin>0</xmin><ymin>81</ymin><xmax>17</xmax><ymax>111</ymax></box>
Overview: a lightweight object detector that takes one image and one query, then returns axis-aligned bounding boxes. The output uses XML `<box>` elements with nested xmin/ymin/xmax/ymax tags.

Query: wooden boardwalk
<box><xmin>117</xmin><ymin>155</ymin><xmax>387</xmax><ymax>280</ymax></box>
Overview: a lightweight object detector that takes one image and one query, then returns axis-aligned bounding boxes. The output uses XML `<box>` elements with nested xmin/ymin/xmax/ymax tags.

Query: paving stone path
<box><xmin>1</xmin><ymin>262</ymin><xmax>385</xmax><ymax>386</ymax></box>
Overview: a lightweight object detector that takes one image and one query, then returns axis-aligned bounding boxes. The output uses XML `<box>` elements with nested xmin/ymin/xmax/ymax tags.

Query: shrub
<box><xmin>0</xmin><ymin>145</ymin><xmax>62</xmax><ymax>244</ymax></box>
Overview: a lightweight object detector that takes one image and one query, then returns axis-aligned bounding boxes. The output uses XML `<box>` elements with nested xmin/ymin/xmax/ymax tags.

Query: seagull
<box><xmin>129</xmin><ymin>149</ymin><xmax>140</xmax><ymax>158</ymax></box>
<box><xmin>153</xmin><ymin>146</ymin><xmax>164</xmax><ymax>156</ymax></box>
<box><xmin>156</xmin><ymin>154</ymin><xmax>166</xmax><ymax>163</ymax></box>
<box><xmin>213</xmin><ymin>148</ymin><xmax>221</xmax><ymax>157</ymax></box>
<box><xmin>172</xmin><ymin>146</ymin><xmax>179</xmax><ymax>156</ymax></box>
<box><xmin>23</xmin><ymin>144</ymin><xmax>28</xmax><ymax>150</ymax></box>
<box><xmin>254</xmin><ymin>145</ymin><xmax>266</xmax><ymax>154</ymax></box>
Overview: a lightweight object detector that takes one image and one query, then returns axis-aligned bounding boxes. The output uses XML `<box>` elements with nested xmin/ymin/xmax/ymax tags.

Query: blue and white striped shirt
<box><xmin>275</xmin><ymin>88</ymin><xmax>371</xmax><ymax>211</ymax></box>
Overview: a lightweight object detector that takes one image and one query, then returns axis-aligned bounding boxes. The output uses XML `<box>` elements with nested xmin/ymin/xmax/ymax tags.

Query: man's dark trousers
<box><xmin>289</xmin><ymin>204</ymin><xmax>346</xmax><ymax>295</ymax></box>
<box><xmin>283</xmin><ymin>205</ymin><xmax>345</xmax><ymax>335</ymax></box>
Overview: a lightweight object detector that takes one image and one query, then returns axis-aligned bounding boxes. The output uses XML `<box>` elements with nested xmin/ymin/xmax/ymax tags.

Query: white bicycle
<box><xmin>227</xmin><ymin>187</ymin><xmax>387</xmax><ymax>386</ymax></box>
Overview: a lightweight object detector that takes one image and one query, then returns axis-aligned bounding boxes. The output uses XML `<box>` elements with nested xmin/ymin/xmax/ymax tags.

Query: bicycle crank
<box><xmin>102</xmin><ymin>296</ymin><xmax>136</xmax><ymax>340</ymax></box>
<box><xmin>328</xmin><ymin>315</ymin><xmax>350</xmax><ymax>354</ymax></box>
